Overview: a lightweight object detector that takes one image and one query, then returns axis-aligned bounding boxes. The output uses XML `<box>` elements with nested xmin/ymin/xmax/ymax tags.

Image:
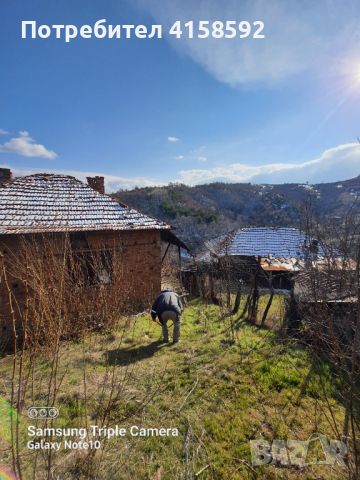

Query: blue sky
<box><xmin>1</xmin><ymin>0</ymin><xmax>360</xmax><ymax>191</ymax></box>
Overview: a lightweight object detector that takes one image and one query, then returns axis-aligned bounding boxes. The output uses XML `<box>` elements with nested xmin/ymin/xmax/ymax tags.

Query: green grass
<box><xmin>0</xmin><ymin>299</ymin><xmax>348</xmax><ymax>480</ymax></box>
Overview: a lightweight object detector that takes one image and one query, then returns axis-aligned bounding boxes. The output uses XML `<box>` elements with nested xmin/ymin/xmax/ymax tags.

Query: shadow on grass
<box><xmin>106</xmin><ymin>340</ymin><xmax>167</xmax><ymax>366</ymax></box>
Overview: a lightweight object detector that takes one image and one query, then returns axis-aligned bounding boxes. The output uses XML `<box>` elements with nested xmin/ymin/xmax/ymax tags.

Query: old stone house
<box><xmin>0</xmin><ymin>169</ymin><xmax>187</xmax><ymax>351</ymax></box>
<box><xmin>200</xmin><ymin>227</ymin><xmax>306</xmax><ymax>291</ymax></box>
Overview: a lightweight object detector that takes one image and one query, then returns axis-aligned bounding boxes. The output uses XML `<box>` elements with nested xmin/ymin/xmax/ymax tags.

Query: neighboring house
<box><xmin>200</xmin><ymin>227</ymin><xmax>308</xmax><ymax>290</ymax></box>
<box><xmin>0</xmin><ymin>169</ymin><xmax>188</xmax><ymax>350</ymax></box>
<box><xmin>293</xmin><ymin>261</ymin><xmax>358</xmax><ymax>349</ymax></box>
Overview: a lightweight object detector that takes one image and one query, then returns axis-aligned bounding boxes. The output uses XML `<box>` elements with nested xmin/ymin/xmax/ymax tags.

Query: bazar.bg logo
<box><xmin>27</xmin><ymin>406</ymin><xmax>59</xmax><ymax>419</ymax></box>
<box><xmin>250</xmin><ymin>433</ymin><xmax>347</xmax><ymax>468</ymax></box>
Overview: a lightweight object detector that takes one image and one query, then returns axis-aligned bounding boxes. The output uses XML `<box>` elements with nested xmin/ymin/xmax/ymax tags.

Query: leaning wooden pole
<box><xmin>261</xmin><ymin>272</ymin><xmax>274</xmax><ymax>327</ymax></box>
<box><xmin>251</xmin><ymin>256</ymin><xmax>261</xmax><ymax>323</ymax></box>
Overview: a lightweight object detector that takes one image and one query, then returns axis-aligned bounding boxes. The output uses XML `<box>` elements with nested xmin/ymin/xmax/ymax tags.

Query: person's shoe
<box><xmin>172</xmin><ymin>340</ymin><xmax>180</xmax><ymax>344</ymax></box>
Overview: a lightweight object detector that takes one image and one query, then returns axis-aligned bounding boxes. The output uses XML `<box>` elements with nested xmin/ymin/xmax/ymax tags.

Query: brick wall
<box><xmin>86</xmin><ymin>229</ymin><xmax>162</xmax><ymax>310</ymax></box>
<box><xmin>0</xmin><ymin>229</ymin><xmax>162</xmax><ymax>352</ymax></box>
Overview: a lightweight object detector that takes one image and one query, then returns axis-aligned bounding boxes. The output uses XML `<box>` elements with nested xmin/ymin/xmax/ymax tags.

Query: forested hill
<box><xmin>111</xmin><ymin>176</ymin><xmax>360</xmax><ymax>251</ymax></box>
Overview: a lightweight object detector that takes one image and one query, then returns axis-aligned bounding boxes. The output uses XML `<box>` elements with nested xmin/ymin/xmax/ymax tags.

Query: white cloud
<box><xmin>0</xmin><ymin>164</ymin><xmax>163</xmax><ymax>193</ymax></box>
<box><xmin>172</xmin><ymin>146</ymin><xmax>208</xmax><ymax>162</ymax></box>
<box><xmin>2</xmin><ymin>143</ymin><xmax>359</xmax><ymax>192</ymax></box>
<box><xmin>177</xmin><ymin>143</ymin><xmax>360</xmax><ymax>185</ymax></box>
<box><xmin>0</xmin><ymin>131</ymin><xmax>57</xmax><ymax>159</ymax></box>
<box><xmin>168</xmin><ymin>136</ymin><xmax>180</xmax><ymax>142</ymax></box>
<box><xmin>133</xmin><ymin>0</ymin><xmax>360</xmax><ymax>87</ymax></box>
<box><xmin>101</xmin><ymin>173</ymin><xmax>163</xmax><ymax>192</ymax></box>
<box><xmin>0</xmin><ymin>129</ymin><xmax>9</xmax><ymax>135</ymax></box>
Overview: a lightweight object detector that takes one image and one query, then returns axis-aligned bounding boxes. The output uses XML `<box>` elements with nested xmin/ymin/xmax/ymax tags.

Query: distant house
<box><xmin>0</xmin><ymin>169</ymin><xmax>188</xmax><ymax>350</ymax></box>
<box><xmin>201</xmin><ymin>227</ymin><xmax>308</xmax><ymax>290</ymax></box>
<box><xmin>293</xmin><ymin>256</ymin><xmax>358</xmax><ymax>348</ymax></box>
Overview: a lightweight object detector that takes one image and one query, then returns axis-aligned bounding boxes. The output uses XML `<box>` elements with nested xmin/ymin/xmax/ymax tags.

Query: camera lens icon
<box><xmin>28</xmin><ymin>407</ymin><xmax>38</xmax><ymax>419</ymax></box>
<box><xmin>27</xmin><ymin>406</ymin><xmax>59</xmax><ymax>419</ymax></box>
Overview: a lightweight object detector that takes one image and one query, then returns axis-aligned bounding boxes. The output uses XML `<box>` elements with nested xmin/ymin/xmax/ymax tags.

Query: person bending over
<box><xmin>151</xmin><ymin>289</ymin><xmax>183</xmax><ymax>344</ymax></box>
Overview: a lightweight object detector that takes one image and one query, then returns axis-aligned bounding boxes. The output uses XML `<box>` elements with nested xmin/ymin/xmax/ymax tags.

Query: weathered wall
<box><xmin>86</xmin><ymin>229</ymin><xmax>161</xmax><ymax>311</ymax></box>
<box><xmin>0</xmin><ymin>229</ymin><xmax>161</xmax><ymax>352</ymax></box>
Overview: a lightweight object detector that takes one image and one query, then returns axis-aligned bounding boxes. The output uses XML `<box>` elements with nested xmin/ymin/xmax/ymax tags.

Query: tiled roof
<box><xmin>205</xmin><ymin>227</ymin><xmax>307</xmax><ymax>259</ymax></box>
<box><xmin>0</xmin><ymin>174</ymin><xmax>170</xmax><ymax>234</ymax></box>
<box><xmin>294</xmin><ymin>270</ymin><xmax>357</xmax><ymax>303</ymax></box>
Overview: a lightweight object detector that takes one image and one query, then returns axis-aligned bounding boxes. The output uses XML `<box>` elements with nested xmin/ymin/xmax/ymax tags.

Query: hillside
<box><xmin>112</xmin><ymin>176</ymin><xmax>360</xmax><ymax>251</ymax></box>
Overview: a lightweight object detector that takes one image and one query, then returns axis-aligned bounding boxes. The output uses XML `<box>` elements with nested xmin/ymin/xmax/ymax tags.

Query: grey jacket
<box><xmin>151</xmin><ymin>289</ymin><xmax>182</xmax><ymax>319</ymax></box>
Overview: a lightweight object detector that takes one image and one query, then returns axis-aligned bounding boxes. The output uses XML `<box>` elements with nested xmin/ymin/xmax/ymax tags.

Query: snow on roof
<box><xmin>0</xmin><ymin>174</ymin><xmax>170</xmax><ymax>234</ymax></box>
<box><xmin>204</xmin><ymin>227</ymin><xmax>306</xmax><ymax>259</ymax></box>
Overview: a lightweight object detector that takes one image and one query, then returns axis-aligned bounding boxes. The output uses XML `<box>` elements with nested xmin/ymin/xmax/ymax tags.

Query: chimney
<box><xmin>86</xmin><ymin>176</ymin><xmax>105</xmax><ymax>195</ymax></box>
<box><xmin>0</xmin><ymin>168</ymin><xmax>12</xmax><ymax>186</ymax></box>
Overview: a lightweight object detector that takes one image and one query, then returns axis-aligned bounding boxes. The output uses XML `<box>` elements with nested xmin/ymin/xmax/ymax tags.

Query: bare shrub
<box><xmin>295</xmin><ymin>201</ymin><xmax>360</xmax><ymax>479</ymax></box>
<box><xmin>1</xmin><ymin>234</ymin><xmax>146</xmax><ymax>353</ymax></box>
<box><xmin>0</xmin><ymin>233</ymin><xmax>162</xmax><ymax>479</ymax></box>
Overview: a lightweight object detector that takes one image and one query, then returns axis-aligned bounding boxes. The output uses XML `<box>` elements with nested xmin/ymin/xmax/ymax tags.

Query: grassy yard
<box><xmin>0</xmin><ymin>298</ymin><xmax>348</xmax><ymax>480</ymax></box>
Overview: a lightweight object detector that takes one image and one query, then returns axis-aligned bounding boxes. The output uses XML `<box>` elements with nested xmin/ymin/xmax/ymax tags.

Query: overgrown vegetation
<box><xmin>0</xmin><ymin>198</ymin><xmax>359</xmax><ymax>479</ymax></box>
<box><xmin>0</xmin><ymin>299</ymin><xmax>351</xmax><ymax>479</ymax></box>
